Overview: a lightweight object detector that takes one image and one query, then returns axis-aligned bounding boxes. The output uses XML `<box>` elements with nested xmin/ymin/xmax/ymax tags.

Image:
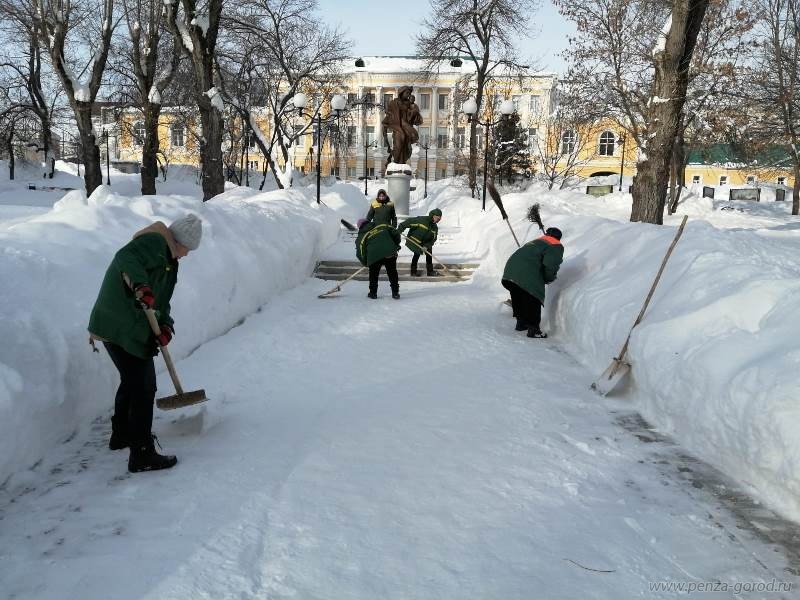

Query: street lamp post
<box><xmin>363</xmin><ymin>138</ymin><xmax>377</xmax><ymax>196</ymax></box>
<box><xmin>618</xmin><ymin>134</ymin><xmax>627</xmax><ymax>191</ymax></box>
<box><xmin>291</xmin><ymin>92</ymin><xmax>346</xmax><ymax>204</ymax></box>
<box><xmin>103</xmin><ymin>129</ymin><xmax>111</xmax><ymax>185</ymax></box>
<box><xmin>462</xmin><ymin>97</ymin><xmax>515</xmax><ymax>210</ymax></box>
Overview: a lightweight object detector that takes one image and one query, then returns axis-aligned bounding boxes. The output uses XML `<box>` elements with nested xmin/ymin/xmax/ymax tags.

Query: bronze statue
<box><xmin>382</xmin><ymin>86</ymin><xmax>423</xmax><ymax>164</ymax></box>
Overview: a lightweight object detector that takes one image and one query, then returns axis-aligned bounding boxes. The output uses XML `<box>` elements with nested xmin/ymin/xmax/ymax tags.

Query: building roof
<box><xmin>341</xmin><ymin>56</ymin><xmax>556</xmax><ymax>79</ymax></box>
<box><xmin>687</xmin><ymin>144</ymin><xmax>794</xmax><ymax>168</ymax></box>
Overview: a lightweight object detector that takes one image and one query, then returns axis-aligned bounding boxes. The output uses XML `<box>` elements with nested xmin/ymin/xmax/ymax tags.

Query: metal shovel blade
<box><xmin>156</xmin><ymin>389</ymin><xmax>208</xmax><ymax>411</ymax></box>
<box><xmin>590</xmin><ymin>359</ymin><xmax>631</xmax><ymax>396</ymax></box>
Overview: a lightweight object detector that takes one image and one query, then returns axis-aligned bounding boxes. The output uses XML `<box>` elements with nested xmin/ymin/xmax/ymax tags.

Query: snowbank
<box><xmin>0</xmin><ymin>184</ymin><xmax>341</xmax><ymax>488</ymax></box>
<box><xmin>457</xmin><ymin>181</ymin><xmax>800</xmax><ymax>521</ymax></box>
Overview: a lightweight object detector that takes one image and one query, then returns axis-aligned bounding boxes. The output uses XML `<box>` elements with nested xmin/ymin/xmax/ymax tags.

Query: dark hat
<box><xmin>429</xmin><ymin>208</ymin><xmax>442</xmax><ymax>217</ymax></box>
<box><xmin>545</xmin><ymin>227</ymin><xmax>562</xmax><ymax>240</ymax></box>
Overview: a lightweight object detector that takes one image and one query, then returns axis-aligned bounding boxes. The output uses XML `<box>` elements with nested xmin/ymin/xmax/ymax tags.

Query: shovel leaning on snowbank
<box><xmin>591</xmin><ymin>215</ymin><xmax>689</xmax><ymax>396</ymax></box>
<box><xmin>143</xmin><ymin>308</ymin><xmax>207</xmax><ymax>410</ymax></box>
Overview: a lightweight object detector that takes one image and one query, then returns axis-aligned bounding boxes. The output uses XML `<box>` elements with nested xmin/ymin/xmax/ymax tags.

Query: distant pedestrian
<box><xmin>501</xmin><ymin>227</ymin><xmax>564</xmax><ymax>338</ymax></box>
<box><xmin>88</xmin><ymin>214</ymin><xmax>202</xmax><ymax>472</ymax></box>
<box><xmin>398</xmin><ymin>208</ymin><xmax>442</xmax><ymax>276</ymax></box>
<box><xmin>355</xmin><ymin>217</ymin><xmax>402</xmax><ymax>299</ymax></box>
<box><xmin>366</xmin><ymin>189</ymin><xmax>397</xmax><ymax>227</ymax></box>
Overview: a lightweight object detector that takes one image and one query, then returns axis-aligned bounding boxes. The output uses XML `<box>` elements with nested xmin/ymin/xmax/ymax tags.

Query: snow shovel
<box><xmin>143</xmin><ymin>308</ymin><xmax>207</xmax><ymax>410</ymax></box>
<box><xmin>591</xmin><ymin>215</ymin><xmax>689</xmax><ymax>396</ymax></box>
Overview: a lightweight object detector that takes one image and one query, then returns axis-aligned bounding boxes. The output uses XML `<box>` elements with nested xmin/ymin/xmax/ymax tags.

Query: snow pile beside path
<box><xmin>0</xmin><ymin>184</ymin><xmax>339</xmax><ymax>488</ymax></box>
<box><xmin>447</xmin><ymin>181</ymin><xmax>800</xmax><ymax>521</ymax></box>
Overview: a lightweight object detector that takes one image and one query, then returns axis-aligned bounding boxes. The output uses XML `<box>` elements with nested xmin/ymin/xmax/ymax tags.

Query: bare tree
<box><xmin>116</xmin><ymin>0</ymin><xmax>183</xmax><ymax>194</ymax></box>
<box><xmin>0</xmin><ymin>0</ymin><xmax>61</xmax><ymax>177</ymax></box>
<box><xmin>224</xmin><ymin>0</ymin><xmax>351</xmax><ymax>189</ymax></box>
<box><xmin>34</xmin><ymin>0</ymin><xmax>116</xmax><ymax>195</ymax></box>
<box><xmin>165</xmin><ymin>0</ymin><xmax>224</xmax><ymax>201</ymax></box>
<box><xmin>743</xmin><ymin>0</ymin><xmax>800</xmax><ymax>214</ymax></box>
<box><xmin>417</xmin><ymin>0</ymin><xmax>541</xmax><ymax>197</ymax></box>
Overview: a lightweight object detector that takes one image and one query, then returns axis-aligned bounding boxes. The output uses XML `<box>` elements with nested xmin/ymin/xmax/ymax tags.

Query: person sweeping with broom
<box><xmin>88</xmin><ymin>214</ymin><xmax>202</xmax><ymax>473</ymax></box>
<box><xmin>397</xmin><ymin>208</ymin><xmax>442</xmax><ymax>277</ymax></box>
<box><xmin>501</xmin><ymin>227</ymin><xmax>563</xmax><ymax>338</ymax></box>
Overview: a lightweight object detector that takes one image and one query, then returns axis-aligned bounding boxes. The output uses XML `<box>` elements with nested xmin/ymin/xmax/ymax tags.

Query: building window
<box><xmin>419</xmin><ymin>93</ymin><xmax>430</xmax><ymax>110</ymax></box>
<box><xmin>347</xmin><ymin>92</ymin><xmax>358</xmax><ymax>105</ymax></box>
<box><xmin>347</xmin><ymin>166</ymin><xmax>357</xmax><ymax>177</ymax></box>
<box><xmin>248</xmin><ymin>160</ymin><xmax>259</xmax><ymax>170</ymax></box>
<box><xmin>440</xmin><ymin>168</ymin><xmax>446</xmax><ymax>178</ymax></box>
<box><xmin>438</xmin><ymin>93</ymin><xmax>448</xmax><ymax>111</ymax></box>
<box><xmin>382</xmin><ymin>93</ymin><xmax>393</xmax><ymax>108</ymax></box>
<box><xmin>330</xmin><ymin>166</ymin><xmax>339</xmax><ymax>176</ymax></box>
<box><xmin>367</xmin><ymin>167</ymin><xmax>375</xmax><ymax>177</ymax></box>
<box><xmin>527</xmin><ymin>128</ymin><xmax>537</xmax><ymax>152</ymax></box>
<box><xmin>719</xmin><ymin>175</ymin><xmax>728</xmax><ymax>185</ymax></box>
<box><xmin>746</xmin><ymin>175</ymin><xmax>757</xmax><ymax>185</ymax></box>
<box><xmin>437</xmin><ymin>127</ymin><xmax>448</xmax><ymax>148</ymax></box>
<box><xmin>312</xmin><ymin>125</ymin><xmax>319</xmax><ymax>147</ymax></box>
<box><xmin>529</xmin><ymin>96</ymin><xmax>541</xmax><ymax>115</ymax></box>
<box><xmin>364</xmin><ymin>92</ymin><xmax>375</xmax><ymax>105</ymax></box>
<box><xmin>778</xmin><ymin>176</ymin><xmax>787</xmax><ymax>185</ymax></box>
<box><xmin>170</xmin><ymin>124</ymin><xmax>185</xmax><ymax>147</ymax></box>
<box><xmin>598</xmin><ymin>131</ymin><xmax>615</xmax><ymax>156</ymax></box>
<box><xmin>561</xmin><ymin>130</ymin><xmax>577</xmax><ymax>154</ymax></box>
<box><xmin>512</xmin><ymin>95</ymin><xmax>522</xmax><ymax>112</ymax></box>
<box><xmin>456</xmin><ymin>127</ymin><xmax>466</xmax><ymax>148</ymax></box>
<box><xmin>476</xmin><ymin>130</ymin><xmax>484</xmax><ymax>150</ymax></box>
<box><xmin>418</xmin><ymin>126</ymin><xmax>430</xmax><ymax>146</ymax></box>
<box><xmin>347</xmin><ymin>126</ymin><xmax>357</xmax><ymax>147</ymax></box>
<box><xmin>692</xmin><ymin>175</ymin><xmax>701</xmax><ymax>184</ymax></box>
<box><xmin>132</xmin><ymin>121</ymin><xmax>145</xmax><ymax>146</ymax></box>
<box><xmin>365</xmin><ymin>125</ymin><xmax>375</xmax><ymax>145</ymax></box>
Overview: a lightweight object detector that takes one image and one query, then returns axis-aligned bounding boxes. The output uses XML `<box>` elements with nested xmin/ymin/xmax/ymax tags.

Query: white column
<box><xmin>374</xmin><ymin>85</ymin><xmax>383</xmax><ymax>174</ymax></box>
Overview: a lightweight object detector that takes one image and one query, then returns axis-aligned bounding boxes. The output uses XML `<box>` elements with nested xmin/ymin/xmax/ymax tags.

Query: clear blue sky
<box><xmin>315</xmin><ymin>0</ymin><xmax>575</xmax><ymax>74</ymax></box>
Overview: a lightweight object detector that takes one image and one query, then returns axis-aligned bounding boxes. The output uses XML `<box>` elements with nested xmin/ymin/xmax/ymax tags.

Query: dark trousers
<box><xmin>502</xmin><ymin>279</ymin><xmax>542</xmax><ymax>330</ymax></box>
<box><xmin>411</xmin><ymin>251</ymin><xmax>433</xmax><ymax>274</ymax></box>
<box><xmin>103</xmin><ymin>342</ymin><xmax>157</xmax><ymax>447</ymax></box>
<box><xmin>369</xmin><ymin>256</ymin><xmax>399</xmax><ymax>294</ymax></box>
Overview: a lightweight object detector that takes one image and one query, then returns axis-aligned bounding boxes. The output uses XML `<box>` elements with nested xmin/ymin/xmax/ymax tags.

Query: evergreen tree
<box><xmin>491</xmin><ymin>112</ymin><xmax>532</xmax><ymax>185</ymax></box>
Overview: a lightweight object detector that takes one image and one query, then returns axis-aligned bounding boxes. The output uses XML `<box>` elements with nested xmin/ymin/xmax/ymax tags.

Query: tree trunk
<box><xmin>793</xmin><ymin>163</ymin><xmax>800</xmax><ymax>216</ymax></box>
<box><xmin>76</xmin><ymin>105</ymin><xmax>103</xmax><ymax>195</ymax></box>
<box><xmin>669</xmin><ymin>133</ymin><xmax>686</xmax><ymax>214</ymax></box>
<box><xmin>41</xmin><ymin>115</ymin><xmax>54</xmax><ymax>179</ymax></box>
<box><xmin>6</xmin><ymin>134</ymin><xmax>15</xmax><ymax>180</ymax></box>
<box><xmin>199</xmin><ymin>103</ymin><xmax>224</xmax><ymax>201</ymax></box>
<box><xmin>141</xmin><ymin>105</ymin><xmax>160</xmax><ymax>195</ymax></box>
<box><xmin>631</xmin><ymin>0</ymin><xmax>710</xmax><ymax>224</ymax></box>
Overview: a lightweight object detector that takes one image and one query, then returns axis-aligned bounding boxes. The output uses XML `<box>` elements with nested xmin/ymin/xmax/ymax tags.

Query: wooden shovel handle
<box><xmin>616</xmin><ymin>215</ymin><xmax>688</xmax><ymax>361</ymax></box>
<box><xmin>143</xmin><ymin>308</ymin><xmax>184</xmax><ymax>395</ymax></box>
<box><xmin>402</xmin><ymin>235</ymin><xmax>464</xmax><ymax>280</ymax></box>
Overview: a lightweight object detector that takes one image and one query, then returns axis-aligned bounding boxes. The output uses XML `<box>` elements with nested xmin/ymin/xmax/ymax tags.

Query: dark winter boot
<box><xmin>410</xmin><ymin>269</ymin><xmax>422</xmax><ymax>277</ymax></box>
<box><xmin>392</xmin><ymin>292</ymin><xmax>400</xmax><ymax>299</ymax></box>
<box><xmin>367</xmin><ymin>291</ymin><xmax>378</xmax><ymax>299</ymax></box>
<box><xmin>426</xmin><ymin>270</ymin><xmax>441</xmax><ymax>277</ymax></box>
<box><xmin>515</xmin><ymin>319</ymin><xmax>528</xmax><ymax>332</ymax></box>
<box><xmin>527</xmin><ymin>328</ymin><xmax>548</xmax><ymax>339</ymax></box>
<box><xmin>128</xmin><ymin>436</ymin><xmax>178</xmax><ymax>473</ymax></box>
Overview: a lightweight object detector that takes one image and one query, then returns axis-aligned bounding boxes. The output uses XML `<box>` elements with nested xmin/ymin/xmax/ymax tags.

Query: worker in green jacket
<box><xmin>88</xmin><ymin>214</ymin><xmax>202</xmax><ymax>473</ymax></box>
<box><xmin>365</xmin><ymin>189</ymin><xmax>397</xmax><ymax>227</ymax></box>
<box><xmin>356</xmin><ymin>218</ymin><xmax>402</xmax><ymax>299</ymax></box>
<box><xmin>398</xmin><ymin>208</ymin><xmax>442</xmax><ymax>277</ymax></box>
<box><xmin>501</xmin><ymin>227</ymin><xmax>564</xmax><ymax>338</ymax></box>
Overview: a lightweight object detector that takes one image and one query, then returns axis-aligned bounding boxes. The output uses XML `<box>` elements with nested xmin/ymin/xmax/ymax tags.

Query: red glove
<box><xmin>157</xmin><ymin>324</ymin><xmax>173</xmax><ymax>347</ymax></box>
<box><xmin>135</xmin><ymin>284</ymin><xmax>156</xmax><ymax>309</ymax></box>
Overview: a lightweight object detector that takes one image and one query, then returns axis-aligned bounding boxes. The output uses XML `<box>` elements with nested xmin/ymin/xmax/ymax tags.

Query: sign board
<box><xmin>586</xmin><ymin>185</ymin><xmax>614</xmax><ymax>197</ymax></box>
<box><xmin>702</xmin><ymin>186</ymin><xmax>715</xmax><ymax>199</ymax></box>
<box><xmin>729</xmin><ymin>188</ymin><xmax>760</xmax><ymax>202</ymax></box>
<box><xmin>775</xmin><ymin>188</ymin><xmax>786</xmax><ymax>202</ymax></box>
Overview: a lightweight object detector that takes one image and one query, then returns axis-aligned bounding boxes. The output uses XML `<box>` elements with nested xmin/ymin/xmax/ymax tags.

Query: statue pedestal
<box><xmin>386</xmin><ymin>163</ymin><xmax>413</xmax><ymax>216</ymax></box>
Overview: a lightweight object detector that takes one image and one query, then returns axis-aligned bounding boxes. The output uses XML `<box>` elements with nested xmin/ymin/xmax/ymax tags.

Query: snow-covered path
<box><xmin>1</xmin><ymin>276</ymin><xmax>796</xmax><ymax>598</ymax></box>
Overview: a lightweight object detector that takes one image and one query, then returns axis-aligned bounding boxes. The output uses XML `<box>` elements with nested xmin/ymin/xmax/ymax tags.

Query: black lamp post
<box><xmin>618</xmin><ymin>134</ymin><xmax>627</xmax><ymax>191</ymax></box>
<box><xmin>102</xmin><ymin>129</ymin><xmax>111</xmax><ymax>185</ymax></box>
<box><xmin>462</xmin><ymin>97</ymin><xmax>515</xmax><ymax>210</ymax></box>
<box><xmin>420</xmin><ymin>141</ymin><xmax>430</xmax><ymax>198</ymax></box>
<box><xmin>291</xmin><ymin>92</ymin><xmax>346</xmax><ymax>204</ymax></box>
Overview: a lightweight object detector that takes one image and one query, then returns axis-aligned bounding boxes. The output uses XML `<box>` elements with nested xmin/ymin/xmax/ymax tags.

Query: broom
<box><xmin>486</xmin><ymin>183</ymin><xmax>520</xmax><ymax>247</ymax></box>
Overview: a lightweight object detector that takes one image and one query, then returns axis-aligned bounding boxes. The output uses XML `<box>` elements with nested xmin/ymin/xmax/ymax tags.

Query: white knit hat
<box><xmin>169</xmin><ymin>213</ymin><xmax>202</xmax><ymax>250</ymax></box>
